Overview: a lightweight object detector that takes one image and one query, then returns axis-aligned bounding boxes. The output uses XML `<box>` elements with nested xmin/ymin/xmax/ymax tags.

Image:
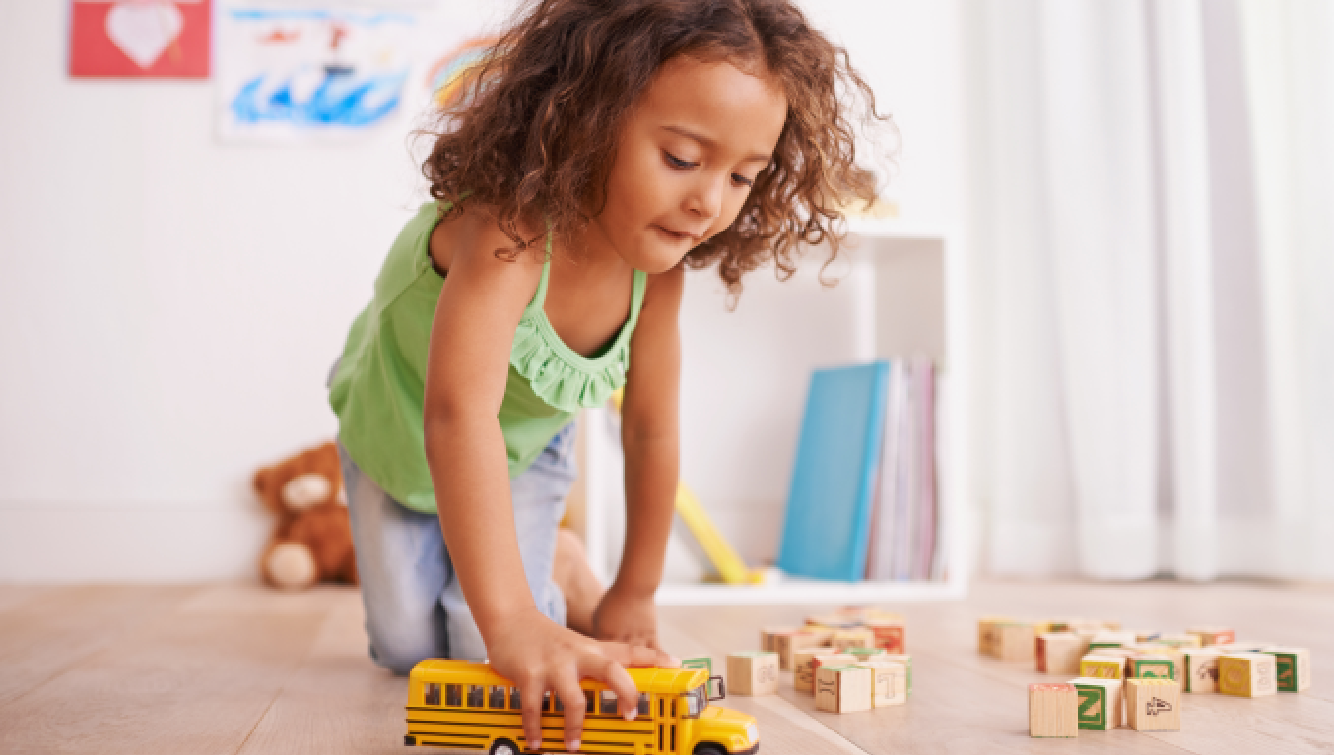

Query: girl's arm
<box><xmin>593</xmin><ymin>264</ymin><xmax>685</xmax><ymax>648</ymax></box>
<box><xmin>422</xmin><ymin>217</ymin><xmax>670</xmax><ymax>753</ymax></box>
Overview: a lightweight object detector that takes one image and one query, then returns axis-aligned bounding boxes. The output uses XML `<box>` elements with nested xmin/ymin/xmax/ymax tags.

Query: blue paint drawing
<box><xmin>218</xmin><ymin>7</ymin><xmax>418</xmax><ymax>141</ymax></box>
<box><xmin>231</xmin><ymin>67</ymin><xmax>408</xmax><ymax>127</ymax></box>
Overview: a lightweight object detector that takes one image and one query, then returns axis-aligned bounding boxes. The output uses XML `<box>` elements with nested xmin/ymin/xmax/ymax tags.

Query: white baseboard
<box><xmin>0</xmin><ymin>504</ymin><xmax>271</xmax><ymax>583</ymax></box>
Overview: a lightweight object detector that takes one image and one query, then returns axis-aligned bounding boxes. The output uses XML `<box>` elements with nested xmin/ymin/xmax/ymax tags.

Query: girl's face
<box><xmin>589</xmin><ymin>54</ymin><xmax>788</xmax><ymax>273</ymax></box>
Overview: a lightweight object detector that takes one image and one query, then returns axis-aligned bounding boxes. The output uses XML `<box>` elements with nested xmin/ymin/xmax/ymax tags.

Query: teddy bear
<box><xmin>253</xmin><ymin>440</ymin><xmax>359</xmax><ymax>590</ymax></box>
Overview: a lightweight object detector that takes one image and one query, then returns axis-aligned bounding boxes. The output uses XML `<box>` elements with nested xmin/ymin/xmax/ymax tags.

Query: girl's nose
<box><xmin>686</xmin><ymin>173</ymin><xmax>724</xmax><ymax>221</ymax></box>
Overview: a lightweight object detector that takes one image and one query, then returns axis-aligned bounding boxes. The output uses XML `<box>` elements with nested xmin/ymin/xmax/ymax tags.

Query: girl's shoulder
<box><xmin>428</xmin><ymin>201</ymin><xmax>546</xmax><ymax>280</ymax></box>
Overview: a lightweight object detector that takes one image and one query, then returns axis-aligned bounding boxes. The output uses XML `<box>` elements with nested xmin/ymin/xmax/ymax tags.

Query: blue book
<box><xmin>776</xmin><ymin>361</ymin><xmax>891</xmax><ymax>582</ymax></box>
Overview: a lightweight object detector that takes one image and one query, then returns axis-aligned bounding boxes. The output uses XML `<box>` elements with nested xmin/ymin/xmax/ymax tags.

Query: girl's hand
<box><xmin>487</xmin><ymin>606</ymin><xmax>674</xmax><ymax>753</ymax></box>
<box><xmin>591</xmin><ymin>585</ymin><xmax>664</xmax><ymax>650</ymax></box>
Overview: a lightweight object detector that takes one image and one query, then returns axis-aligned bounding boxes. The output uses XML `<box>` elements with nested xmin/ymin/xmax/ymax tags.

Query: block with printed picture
<box><xmin>1180</xmin><ymin>648</ymin><xmax>1223</xmax><ymax>693</ymax></box>
<box><xmin>1125</xmin><ymin>679</ymin><xmax>1181</xmax><ymax>731</ymax></box>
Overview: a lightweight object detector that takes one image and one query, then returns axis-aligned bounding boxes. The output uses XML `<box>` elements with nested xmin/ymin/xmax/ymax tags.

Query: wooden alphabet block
<box><xmin>1180</xmin><ymin>648</ymin><xmax>1222</xmax><ymax>693</ymax></box>
<box><xmin>1068</xmin><ymin>619</ymin><xmax>1105</xmax><ymax>634</ymax></box>
<box><xmin>792</xmin><ymin>650</ymin><xmax>823</xmax><ymax>693</ymax></box>
<box><xmin>1080</xmin><ymin>655</ymin><xmax>1125</xmax><ymax>680</ymax></box>
<box><xmin>979</xmin><ymin>619</ymin><xmax>1035</xmax><ymax>661</ymax></box>
<box><xmin>727</xmin><ymin>652</ymin><xmax>779</xmax><ymax>696</ymax></box>
<box><xmin>832</xmin><ymin>628</ymin><xmax>877</xmax><ymax>652</ymax></box>
<box><xmin>1090</xmin><ymin>646</ymin><xmax>1138</xmax><ymax>664</ymax></box>
<box><xmin>879</xmin><ymin>654</ymin><xmax>913</xmax><ymax>696</ymax></box>
<box><xmin>812</xmin><ymin>653</ymin><xmax>857</xmax><ymax>676</ymax></box>
<box><xmin>1000</xmin><ymin>623</ymin><xmax>1036</xmax><ymax>662</ymax></box>
<box><xmin>1037</xmin><ymin>633</ymin><xmax>1089</xmax><ymax>675</ymax></box>
<box><xmin>847</xmin><ymin>647</ymin><xmax>886</xmax><ymax>662</ymax></box>
<box><xmin>772</xmin><ymin>630</ymin><xmax>824</xmax><ymax>671</ymax></box>
<box><xmin>795</xmin><ymin>652</ymin><xmax>854</xmax><ymax>694</ymax></box>
<box><xmin>1154</xmin><ymin>633</ymin><xmax>1202</xmax><ymax>649</ymax></box>
<box><xmin>1071</xmin><ymin>677</ymin><xmax>1123</xmax><ymax>730</ymax></box>
<box><xmin>865</xmin><ymin>619</ymin><xmax>906</xmax><ymax>653</ymax></box>
<box><xmin>1029</xmin><ymin>683</ymin><xmax>1079</xmax><ymax>738</ymax></box>
<box><xmin>1186</xmin><ymin>627</ymin><xmax>1236</xmax><ymax>647</ymax></box>
<box><xmin>1263</xmin><ymin>647</ymin><xmax>1311</xmax><ymax>693</ymax></box>
<box><xmin>1090</xmin><ymin>630</ymin><xmax>1137</xmax><ymax>648</ymax></box>
<box><xmin>807</xmin><ymin>613</ymin><xmax>860</xmax><ymax>630</ymax></box>
<box><xmin>1215</xmin><ymin>641</ymin><xmax>1276</xmax><ymax>654</ymax></box>
<box><xmin>1125</xmin><ymin>679</ymin><xmax>1181</xmax><ymax>731</ymax></box>
<box><xmin>978</xmin><ymin>616</ymin><xmax>1012</xmax><ymax>656</ymax></box>
<box><xmin>1126</xmin><ymin>654</ymin><xmax>1177</xmax><ymax>681</ymax></box>
<box><xmin>864</xmin><ymin>608</ymin><xmax>905</xmax><ymax>622</ymax></box>
<box><xmin>1219</xmin><ymin>653</ymin><xmax>1278</xmax><ymax>697</ymax></box>
<box><xmin>760</xmin><ymin>627</ymin><xmax>798</xmax><ymax>653</ymax></box>
<box><xmin>857</xmin><ymin>661</ymin><xmax>907</xmax><ymax>707</ymax></box>
<box><xmin>815</xmin><ymin>666</ymin><xmax>873</xmax><ymax>713</ymax></box>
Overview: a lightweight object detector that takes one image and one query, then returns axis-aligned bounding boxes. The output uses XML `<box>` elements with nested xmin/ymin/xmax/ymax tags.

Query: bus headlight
<box><xmin>745</xmin><ymin>723</ymin><xmax>759</xmax><ymax>743</ymax></box>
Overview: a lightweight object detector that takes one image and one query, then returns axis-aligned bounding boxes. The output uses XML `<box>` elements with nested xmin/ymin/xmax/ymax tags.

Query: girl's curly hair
<box><xmin>423</xmin><ymin>0</ymin><xmax>892</xmax><ymax>293</ymax></box>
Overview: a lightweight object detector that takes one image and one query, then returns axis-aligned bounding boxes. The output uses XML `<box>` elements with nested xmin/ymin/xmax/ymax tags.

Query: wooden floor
<box><xmin>1</xmin><ymin>579</ymin><xmax>1331</xmax><ymax>754</ymax></box>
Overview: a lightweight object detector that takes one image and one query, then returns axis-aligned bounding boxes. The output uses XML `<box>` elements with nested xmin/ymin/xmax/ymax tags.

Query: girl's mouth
<box><xmin>654</xmin><ymin>225</ymin><xmax>698</xmax><ymax>244</ymax></box>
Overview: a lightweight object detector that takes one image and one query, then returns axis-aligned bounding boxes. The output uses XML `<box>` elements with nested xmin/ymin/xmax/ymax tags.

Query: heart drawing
<box><xmin>105</xmin><ymin>2</ymin><xmax>184</xmax><ymax>70</ymax></box>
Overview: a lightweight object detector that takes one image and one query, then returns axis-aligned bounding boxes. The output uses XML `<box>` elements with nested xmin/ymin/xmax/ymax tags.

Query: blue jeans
<box><xmin>337</xmin><ymin>425</ymin><xmax>576</xmax><ymax>674</ymax></box>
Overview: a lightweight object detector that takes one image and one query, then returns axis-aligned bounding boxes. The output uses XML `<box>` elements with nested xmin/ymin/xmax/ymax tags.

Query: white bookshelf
<box><xmin>581</xmin><ymin>219</ymin><xmax>969</xmax><ymax>606</ymax></box>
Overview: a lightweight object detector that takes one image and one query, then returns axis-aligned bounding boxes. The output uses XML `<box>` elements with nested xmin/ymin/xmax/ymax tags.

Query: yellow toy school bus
<box><xmin>405</xmin><ymin>660</ymin><xmax>760</xmax><ymax>755</ymax></box>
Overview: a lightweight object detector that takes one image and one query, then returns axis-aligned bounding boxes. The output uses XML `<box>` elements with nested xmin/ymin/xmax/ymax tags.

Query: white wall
<box><xmin>0</xmin><ymin>0</ymin><xmax>961</xmax><ymax>581</ymax></box>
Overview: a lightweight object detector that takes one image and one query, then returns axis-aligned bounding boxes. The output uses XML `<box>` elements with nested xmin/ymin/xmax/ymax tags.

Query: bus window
<box><xmin>599</xmin><ymin>690</ymin><xmax>618</xmax><ymax>716</ymax></box>
<box><xmin>584</xmin><ymin>691</ymin><xmax>595</xmax><ymax>713</ymax></box>
<box><xmin>467</xmin><ymin>685</ymin><xmax>485</xmax><ymax>708</ymax></box>
<box><xmin>446</xmin><ymin>684</ymin><xmax>462</xmax><ymax>707</ymax></box>
<box><xmin>542</xmin><ymin>692</ymin><xmax>551</xmax><ymax>712</ymax></box>
<box><xmin>659</xmin><ymin>699</ymin><xmax>665</xmax><ymax>718</ymax></box>
<box><xmin>423</xmin><ymin>683</ymin><xmax>441</xmax><ymax>707</ymax></box>
<box><xmin>670</xmin><ymin>699</ymin><xmax>676</xmax><ymax>717</ymax></box>
<box><xmin>508</xmin><ymin>687</ymin><xmax>521</xmax><ymax>710</ymax></box>
<box><xmin>683</xmin><ymin>687</ymin><xmax>704</xmax><ymax>718</ymax></box>
<box><xmin>489</xmin><ymin>686</ymin><xmax>506</xmax><ymax>709</ymax></box>
<box><xmin>638</xmin><ymin>693</ymin><xmax>650</xmax><ymax>717</ymax></box>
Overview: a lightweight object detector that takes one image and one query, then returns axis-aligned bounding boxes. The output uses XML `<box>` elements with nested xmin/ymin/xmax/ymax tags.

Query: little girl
<box><xmin>329</xmin><ymin>0</ymin><xmax>882</xmax><ymax>750</ymax></box>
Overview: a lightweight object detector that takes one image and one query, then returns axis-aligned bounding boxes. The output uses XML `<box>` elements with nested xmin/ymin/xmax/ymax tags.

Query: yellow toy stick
<box><xmin>609</xmin><ymin>391</ymin><xmax>763</xmax><ymax>585</ymax></box>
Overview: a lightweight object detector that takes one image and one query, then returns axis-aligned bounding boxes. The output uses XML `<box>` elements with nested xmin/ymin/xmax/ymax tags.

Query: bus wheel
<box><xmin>694</xmin><ymin>746</ymin><xmax>726</xmax><ymax>755</ymax></box>
<box><xmin>490</xmin><ymin>738</ymin><xmax>520</xmax><ymax>755</ymax></box>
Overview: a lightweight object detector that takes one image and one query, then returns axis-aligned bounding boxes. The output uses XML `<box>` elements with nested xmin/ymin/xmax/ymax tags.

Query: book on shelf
<box><xmin>778</xmin><ymin>358</ymin><xmax>941</xmax><ymax>584</ymax></box>
<box><xmin>776</xmin><ymin>361</ymin><xmax>891</xmax><ymax>582</ymax></box>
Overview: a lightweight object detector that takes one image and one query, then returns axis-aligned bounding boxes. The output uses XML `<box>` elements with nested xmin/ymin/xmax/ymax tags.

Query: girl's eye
<box><xmin>664</xmin><ymin>152</ymin><xmax>697</xmax><ymax>170</ymax></box>
<box><xmin>664</xmin><ymin>150</ymin><xmax>754</xmax><ymax>187</ymax></box>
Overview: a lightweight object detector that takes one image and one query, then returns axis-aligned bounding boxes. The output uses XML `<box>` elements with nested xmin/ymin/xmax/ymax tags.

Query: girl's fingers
<box><xmin>518</xmin><ymin>680</ymin><xmax>544</xmax><ymax>752</ymax></box>
<box><xmin>611</xmin><ymin>641</ymin><xmax>677</xmax><ymax>669</ymax></box>
<box><xmin>581</xmin><ymin>652</ymin><xmax>641</xmax><ymax>721</ymax></box>
<box><xmin>554</xmin><ymin>677</ymin><xmax>587</xmax><ymax>752</ymax></box>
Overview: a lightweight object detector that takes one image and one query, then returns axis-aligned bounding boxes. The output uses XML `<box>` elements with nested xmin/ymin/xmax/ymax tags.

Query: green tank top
<box><xmin>329</xmin><ymin>201</ymin><xmax>647</xmax><ymax>513</ymax></box>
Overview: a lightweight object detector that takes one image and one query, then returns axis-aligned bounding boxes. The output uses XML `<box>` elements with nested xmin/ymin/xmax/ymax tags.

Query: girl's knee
<box><xmin>365</xmin><ymin>603</ymin><xmax>449</xmax><ymax>675</ymax></box>
<box><xmin>371</xmin><ymin>640</ymin><xmax>433</xmax><ymax>676</ymax></box>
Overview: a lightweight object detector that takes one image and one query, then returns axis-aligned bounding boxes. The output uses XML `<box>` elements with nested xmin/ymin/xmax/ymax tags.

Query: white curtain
<box><xmin>963</xmin><ymin>0</ymin><xmax>1334</xmax><ymax>580</ymax></box>
<box><xmin>1237</xmin><ymin>0</ymin><xmax>1334</xmax><ymax>579</ymax></box>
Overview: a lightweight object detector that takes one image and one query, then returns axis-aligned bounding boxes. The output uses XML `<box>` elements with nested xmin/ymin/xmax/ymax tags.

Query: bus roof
<box><xmin>410</xmin><ymin>660</ymin><xmax>709</xmax><ymax>695</ymax></box>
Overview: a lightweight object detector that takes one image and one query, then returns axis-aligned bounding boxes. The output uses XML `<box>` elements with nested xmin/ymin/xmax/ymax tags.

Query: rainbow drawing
<box><xmin>426</xmin><ymin>36</ymin><xmax>499</xmax><ymax>110</ymax></box>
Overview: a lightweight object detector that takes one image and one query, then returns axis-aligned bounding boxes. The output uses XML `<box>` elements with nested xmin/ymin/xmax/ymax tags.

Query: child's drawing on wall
<box><xmin>216</xmin><ymin>7</ymin><xmax>417</xmax><ymax>142</ymax></box>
